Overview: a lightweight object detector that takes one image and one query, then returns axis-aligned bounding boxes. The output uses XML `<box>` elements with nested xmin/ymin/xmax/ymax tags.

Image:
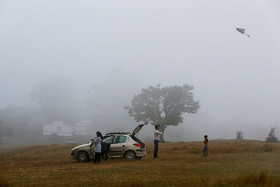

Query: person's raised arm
<box><xmin>155</xmin><ymin>129</ymin><xmax>163</xmax><ymax>134</ymax></box>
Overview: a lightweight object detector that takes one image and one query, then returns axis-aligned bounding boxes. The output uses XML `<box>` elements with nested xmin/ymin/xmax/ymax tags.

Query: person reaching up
<box><xmin>154</xmin><ymin>124</ymin><xmax>163</xmax><ymax>159</ymax></box>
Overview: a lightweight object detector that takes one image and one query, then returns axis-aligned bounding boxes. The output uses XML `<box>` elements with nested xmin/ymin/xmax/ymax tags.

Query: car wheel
<box><xmin>77</xmin><ymin>151</ymin><xmax>89</xmax><ymax>162</ymax></box>
<box><xmin>125</xmin><ymin>150</ymin><xmax>136</xmax><ymax>161</ymax></box>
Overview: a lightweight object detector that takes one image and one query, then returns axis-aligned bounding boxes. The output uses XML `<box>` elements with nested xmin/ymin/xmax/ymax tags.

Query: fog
<box><xmin>1</xmin><ymin>0</ymin><xmax>280</xmax><ymax>145</ymax></box>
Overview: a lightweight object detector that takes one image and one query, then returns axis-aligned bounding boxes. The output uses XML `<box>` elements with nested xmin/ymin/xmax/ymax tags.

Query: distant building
<box><xmin>43</xmin><ymin>121</ymin><xmax>73</xmax><ymax>136</ymax></box>
<box><xmin>73</xmin><ymin>121</ymin><xmax>92</xmax><ymax>136</ymax></box>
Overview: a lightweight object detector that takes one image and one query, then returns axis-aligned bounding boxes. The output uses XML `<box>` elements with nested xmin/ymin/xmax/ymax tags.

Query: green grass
<box><xmin>0</xmin><ymin>141</ymin><xmax>280</xmax><ymax>186</ymax></box>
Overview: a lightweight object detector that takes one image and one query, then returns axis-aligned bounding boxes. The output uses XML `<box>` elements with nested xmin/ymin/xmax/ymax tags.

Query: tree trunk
<box><xmin>159</xmin><ymin>127</ymin><xmax>166</xmax><ymax>143</ymax></box>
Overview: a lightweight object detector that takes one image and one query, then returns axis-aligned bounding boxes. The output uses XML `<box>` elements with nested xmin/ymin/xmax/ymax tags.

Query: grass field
<box><xmin>0</xmin><ymin>140</ymin><xmax>280</xmax><ymax>186</ymax></box>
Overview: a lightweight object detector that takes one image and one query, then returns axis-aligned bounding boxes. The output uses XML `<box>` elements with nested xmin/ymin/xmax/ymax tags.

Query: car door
<box><xmin>109</xmin><ymin>135</ymin><xmax>128</xmax><ymax>157</ymax></box>
<box><xmin>102</xmin><ymin>136</ymin><xmax>113</xmax><ymax>152</ymax></box>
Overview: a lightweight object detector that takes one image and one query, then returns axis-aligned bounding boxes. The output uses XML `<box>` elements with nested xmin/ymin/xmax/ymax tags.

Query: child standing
<box><xmin>203</xmin><ymin>135</ymin><xmax>209</xmax><ymax>157</ymax></box>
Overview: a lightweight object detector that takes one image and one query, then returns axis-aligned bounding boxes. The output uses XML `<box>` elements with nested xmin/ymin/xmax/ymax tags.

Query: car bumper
<box><xmin>70</xmin><ymin>151</ymin><xmax>76</xmax><ymax>159</ymax></box>
<box><xmin>135</xmin><ymin>149</ymin><xmax>147</xmax><ymax>157</ymax></box>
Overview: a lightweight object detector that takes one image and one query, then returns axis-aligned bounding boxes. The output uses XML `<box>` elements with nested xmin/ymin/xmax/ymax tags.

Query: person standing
<box><xmin>91</xmin><ymin>131</ymin><xmax>102</xmax><ymax>164</ymax></box>
<box><xmin>203</xmin><ymin>135</ymin><xmax>209</xmax><ymax>157</ymax></box>
<box><xmin>154</xmin><ymin>124</ymin><xmax>163</xmax><ymax>159</ymax></box>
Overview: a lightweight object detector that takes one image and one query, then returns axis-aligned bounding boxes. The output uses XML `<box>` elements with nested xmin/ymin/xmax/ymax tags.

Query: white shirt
<box><xmin>154</xmin><ymin>130</ymin><xmax>163</xmax><ymax>141</ymax></box>
<box><xmin>93</xmin><ymin>137</ymin><xmax>102</xmax><ymax>153</ymax></box>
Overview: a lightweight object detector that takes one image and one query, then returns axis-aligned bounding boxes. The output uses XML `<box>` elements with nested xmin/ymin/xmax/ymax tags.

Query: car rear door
<box><xmin>109</xmin><ymin>135</ymin><xmax>128</xmax><ymax>157</ymax></box>
<box><xmin>131</xmin><ymin>122</ymin><xmax>148</xmax><ymax>137</ymax></box>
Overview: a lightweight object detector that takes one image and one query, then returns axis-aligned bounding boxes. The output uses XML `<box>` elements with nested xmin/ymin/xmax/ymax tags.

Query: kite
<box><xmin>236</xmin><ymin>28</ymin><xmax>250</xmax><ymax>37</ymax></box>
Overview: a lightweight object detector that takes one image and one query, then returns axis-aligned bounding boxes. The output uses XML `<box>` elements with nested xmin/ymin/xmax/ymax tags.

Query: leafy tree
<box><xmin>125</xmin><ymin>84</ymin><xmax>199</xmax><ymax>142</ymax></box>
<box><xmin>86</xmin><ymin>70</ymin><xmax>141</xmax><ymax>128</ymax></box>
<box><xmin>236</xmin><ymin>130</ymin><xmax>243</xmax><ymax>140</ymax></box>
<box><xmin>0</xmin><ymin>119</ymin><xmax>14</xmax><ymax>145</ymax></box>
<box><xmin>30</xmin><ymin>78</ymin><xmax>78</xmax><ymax>107</ymax></box>
<box><xmin>266</xmin><ymin>127</ymin><xmax>278</xmax><ymax>142</ymax></box>
<box><xmin>30</xmin><ymin>78</ymin><xmax>80</xmax><ymax>124</ymax></box>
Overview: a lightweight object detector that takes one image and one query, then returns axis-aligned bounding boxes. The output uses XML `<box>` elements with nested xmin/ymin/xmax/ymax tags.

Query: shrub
<box><xmin>236</xmin><ymin>130</ymin><xmax>243</xmax><ymax>140</ymax></box>
<box><xmin>266</xmin><ymin>127</ymin><xmax>278</xmax><ymax>142</ymax></box>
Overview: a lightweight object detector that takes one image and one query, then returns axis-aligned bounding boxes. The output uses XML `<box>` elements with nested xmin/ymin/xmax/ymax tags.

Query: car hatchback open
<box><xmin>71</xmin><ymin>123</ymin><xmax>147</xmax><ymax>162</ymax></box>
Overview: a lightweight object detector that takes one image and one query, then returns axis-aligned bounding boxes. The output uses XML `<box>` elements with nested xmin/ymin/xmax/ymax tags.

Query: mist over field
<box><xmin>0</xmin><ymin>0</ymin><xmax>280</xmax><ymax>145</ymax></box>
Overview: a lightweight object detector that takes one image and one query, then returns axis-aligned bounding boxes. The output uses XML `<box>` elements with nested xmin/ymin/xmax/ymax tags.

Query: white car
<box><xmin>71</xmin><ymin>123</ymin><xmax>147</xmax><ymax>161</ymax></box>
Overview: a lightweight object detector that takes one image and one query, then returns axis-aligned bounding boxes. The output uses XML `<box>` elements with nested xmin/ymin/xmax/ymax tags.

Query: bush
<box><xmin>236</xmin><ymin>130</ymin><xmax>243</xmax><ymax>140</ymax></box>
<box><xmin>266</xmin><ymin>127</ymin><xmax>278</xmax><ymax>142</ymax></box>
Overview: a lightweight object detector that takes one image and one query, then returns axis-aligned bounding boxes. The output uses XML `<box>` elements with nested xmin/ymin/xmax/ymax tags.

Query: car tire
<box><xmin>125</xmin><ymin>150</ymin><xmax>136</xmax><ymax>161</ymax></box>
<box><xmin>77</xmin><ymin>151</ymin><xmax>89</xmax><ymax>162</ymax></box>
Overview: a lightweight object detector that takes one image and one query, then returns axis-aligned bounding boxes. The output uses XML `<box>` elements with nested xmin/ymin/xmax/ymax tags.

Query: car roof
<box><xmin>105</xmin><ymin>132</ymin><xmax>131</xmax><ymax>136</ymax></box>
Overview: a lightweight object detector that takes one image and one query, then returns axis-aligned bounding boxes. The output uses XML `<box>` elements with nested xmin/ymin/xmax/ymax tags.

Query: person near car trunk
<box><xmin>91</xmin><ymin>131</ymin><xmax>102</xmax><ymax>164</ymax></box>
<box><xmin>154</xmin><ymin>124</ymin><xmax>163</xmax><ymax>158</ymax></box>
<box><xmin>101</xmin><ymin>140</ymin><xmax>109</xmax><ymax>160</ymax></box>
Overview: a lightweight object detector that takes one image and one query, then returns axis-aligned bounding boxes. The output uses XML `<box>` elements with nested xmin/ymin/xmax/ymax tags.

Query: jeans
<box><xmin>154</xmin><ymin>140</ymin><xmax>159</xmax><ymax>158</ymax></box>
<box><xmin>203</xmin><ymin>146</ymin><xmax>208</xmax><ymax>156</ymax></box>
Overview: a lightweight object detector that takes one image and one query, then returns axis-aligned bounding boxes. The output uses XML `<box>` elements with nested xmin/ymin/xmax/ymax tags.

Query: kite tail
<box><xmin>245</xmin><ymin>33</ymin><xmax>250</xmax><ymax>37</ymax></box>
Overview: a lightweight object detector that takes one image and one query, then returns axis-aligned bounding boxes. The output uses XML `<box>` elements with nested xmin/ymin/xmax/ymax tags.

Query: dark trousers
<box><xmin>94</xmin><ymin>152</ymin><xmax>101</xmax><ymax>163</ymax></box>
<box><xmin>203</xmin><ymin>146</ymin><xmax>208</xmax><ymax>156</ymax></box>
<box><xmin>154</xmin><ymin>140</ymin><xmax>159</xmax><ymax>158</ymax></box>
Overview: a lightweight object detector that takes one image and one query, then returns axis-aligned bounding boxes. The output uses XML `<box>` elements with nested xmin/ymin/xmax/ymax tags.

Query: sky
<box><xmin>0</xmin><ymin>0</ymin><xmax>280</xmax><ymax>140</ymax></box>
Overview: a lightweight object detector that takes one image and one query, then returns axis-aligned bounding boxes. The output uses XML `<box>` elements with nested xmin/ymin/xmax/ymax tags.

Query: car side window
<box><xmin>112</xmin><ymin>136</ymin><xmax>127</xmax><ymax>144</ymax></box>
<box><xmin>119</xmin><ymin>136</ymin><xmax>127</xmax><ymax>143</ymax></box>
<box><xmin>103</xmin><ymin>136</ymin><xmax>113</xmax><ymax>144</ymax></box>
